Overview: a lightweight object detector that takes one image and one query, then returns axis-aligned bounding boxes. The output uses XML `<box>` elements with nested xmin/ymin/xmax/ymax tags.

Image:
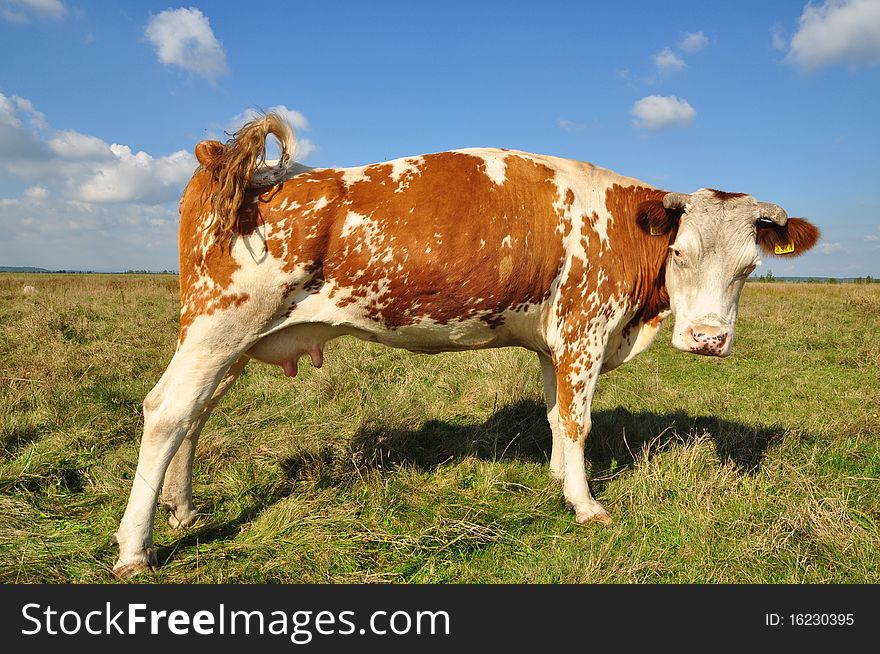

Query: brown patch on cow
<box><xmin>636</xmin><ymin>198</ymin><xmax>681</xmax><ymax>236</ymax></box>
<box><xmin>263</xmin><ymin>168</ymin><xmax>346</xmax><ymax>276</ymax></box>
<box><xmin>249</xmin><ymin>152</ymin><xmax>566</xmax><ymax>331</ymax></box>
<box><xmin>710</xmin><ymin>189</ymin><xmax>747</xmax><ymax>201</ymax></box>
<box><xmin>605</xmin><ymin>184</ymin><xmax>677</xmax><ymax>323</ymax></box>
<box><xmin>756</xmin><ymin>217</ymin><xmax>821</xmax><ymax>257</ymax></box>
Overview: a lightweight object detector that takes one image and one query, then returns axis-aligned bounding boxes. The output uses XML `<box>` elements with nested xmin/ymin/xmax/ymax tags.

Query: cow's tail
<box><xmin>194</xmin><ymin>111</ymin><xmax>296</xmax><ymax>246</ymax></box>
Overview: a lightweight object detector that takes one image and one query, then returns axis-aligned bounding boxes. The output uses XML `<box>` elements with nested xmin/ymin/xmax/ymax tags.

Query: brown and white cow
<box><xmin>112</xmin><ymin>113</ymin><xmax>819</xmax><ymax>575</ymax></box>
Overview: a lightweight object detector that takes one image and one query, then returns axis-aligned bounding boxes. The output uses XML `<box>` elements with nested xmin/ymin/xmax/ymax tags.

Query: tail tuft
<box><xmin>196</xmin><ymin>112</ymin><xmax>296</xmax><ymax>246</ymax></box>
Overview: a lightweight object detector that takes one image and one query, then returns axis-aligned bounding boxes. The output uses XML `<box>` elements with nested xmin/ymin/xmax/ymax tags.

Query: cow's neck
<box><xmin>602</xmin><ymin>240</ymin><xmax>672</xmax><ymax>373</ymax></box>
<box><xmin>594</xmin><ymin>184</ymin><xmax>675</xmax><ymax>372</ymax></box>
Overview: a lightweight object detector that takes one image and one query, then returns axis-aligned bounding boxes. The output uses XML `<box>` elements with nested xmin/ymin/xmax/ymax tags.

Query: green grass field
<box><xmin>1</xmin><ymin>274</ymin><xmax>877</xmax><ymax>583</ymax></box>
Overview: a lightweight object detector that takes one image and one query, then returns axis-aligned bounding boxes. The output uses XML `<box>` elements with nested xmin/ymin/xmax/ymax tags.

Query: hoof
<box><xmin>576</xmin><ymin>510</ymin><xmax>613</xmax><ymax>526</ymax></box>
<box><xmin>112</xmin><ymin>548</ymin><xmax>157</xmax><ymax>579</ymax></box>
<box><xmin>161</xmin><ymin>501</ymin><xmax>199</xmax><ymax>530</ymax></box>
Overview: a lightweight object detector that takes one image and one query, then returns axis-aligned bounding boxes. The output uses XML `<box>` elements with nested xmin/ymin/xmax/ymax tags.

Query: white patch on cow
<box><xmin>341</xmin><ymin>211</ymin><xmax>368</xmax><ymax>238</ymax></box>
<box><xmin>342</xmin><ymin>166</ymin><xmax>369</xmax><ymax>186</ymax></box>
<box><xmin>501</xmin><ymin>235</ymin><xmax>512</xmax><ymax>248</ymax></box>
<box><xmin>390</xmin><ymin>156</ymin><xmax>424</xmax><ymax>189</ymax></box>
<box><xmin>309</xmin><ymin>196</ymin><xmax>328</xmax><ymax>213</ymax></box>
<box><xmin>454</xmin><ymin>148</ymin><xmax>507</xmax><ymax>186</ymax></box>
<box><xmin>601</xmin><ymin>309</ymin><xmax>668</xmax><ymax>374</ymax></box>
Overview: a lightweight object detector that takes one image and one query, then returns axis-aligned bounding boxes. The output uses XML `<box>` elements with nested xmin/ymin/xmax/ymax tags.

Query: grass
<box><xmin>0</xmin><ymin>274</ymin><xmax>877</xmax><ymax>583</ymax></box>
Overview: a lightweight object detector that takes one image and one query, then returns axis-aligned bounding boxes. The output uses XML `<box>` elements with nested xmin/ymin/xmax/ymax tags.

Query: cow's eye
<box><xmin>669</xmin><ymin>246</ymin><xmax>687</xmax><ymax>265</ymax></box>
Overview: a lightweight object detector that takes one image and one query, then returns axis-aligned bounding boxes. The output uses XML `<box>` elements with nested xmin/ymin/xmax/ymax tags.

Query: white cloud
<box><xmin>0</xmin><ymin>193</ymin><xmax>179</xmax><ymax>270</ymax></box>
<box><xmin>76</xmin><ymin>145</ymin><xmax>196</xmax><ymax>204</ymax></box>
<box><xmin>864</xmin><ymin>234</ymin><xmax>879</xmax><ymax>242</ymax></box>
<box><xmin>48</xmin><ymin>130</ymin><xmax>113</xmax><ymax>160</ymax></box>
<box><xmin>11</xmin><ymin>95</ymin><xmax>48</xmax><ymax>129</ymax></box>
<box><xmin>0</xmin><ymin>92</ymin><xmax>197</xmax><ymax>204</ymax></box>
<box><xmin>556</xmin><ymin>118</ymin><xmax>586</xmax><ymax>133</ymax></box>
<box><xmin>0</xmin><ymin>93</ymin><xmax>21</xmax><ymax>128</ymax></box>
<box><xmin>787</xmin><ymin>0</ymin><xmax>880</xmax><ymax>72</ymax></box>
<box><xmin>0</xmin><ymin>93</ymin><xmax>47</xmax><ymax>130</ymax></box>
<box><xmin>771</xmin><ymin>27</ymin><xmax>788</xmax><ymax>51</ymax></box>
<box><xmin>0</xmin><ymin>93</ymin><xmax>323</xmax><ymax>270</ymax></box>
<box><xmin>819</xmin><ymin>242</ymin><xmax>845</xmax><ymax>254</ymax></box>
<box><xmin>654</xmin><ymin>47</ymin><xmax>686</xmax><ymax>72</ymax></box>
<box><xmin>1</xmin><ymin>0</ymin><xmax>66</xmax><ymax>23</ymax></box>
<box><xmin>0</xmin><ymin>92</ymin><xmax>51</xmax><ymax>158</ymax></box>
<box><xmin>631</xmin><ymin>95</ymin><xmax>696</xmax><ymax>130</ymax></box>
<box><xmin>144</xmin><ymin>7</ymin><xmax>228</xmax><ymax>82</ymax></box>
<box><xmin>678</xmin><ymin>31</ymin><xmax>709</xmax><ymax>53</ymax></box>
<box><xmin>0</xmin><ymin>93</ymin><xmax>196</xmax><ymax>270</ymax></box>
<box><xmin>23</xmin><ymin>185</ymin><xmax>48</xmax><ymax>200</ymax></box>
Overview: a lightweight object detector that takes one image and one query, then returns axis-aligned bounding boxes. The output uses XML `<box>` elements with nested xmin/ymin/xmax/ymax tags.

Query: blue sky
<box><xmin>1</xmin><ymin>0</ymin><xmax>879</xmax><ymax>275</ymax></box>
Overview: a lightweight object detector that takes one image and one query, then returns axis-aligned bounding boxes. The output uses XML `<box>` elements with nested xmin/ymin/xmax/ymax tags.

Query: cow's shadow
<box><xmin>346</xmin><ymin>399</ymin><xmax>786</xmax><ymax>479</ymax></box>
<box><xmin>151</xmin><ymin>400</ymin><xmax>786</xmax><ymax>570</ymax></box>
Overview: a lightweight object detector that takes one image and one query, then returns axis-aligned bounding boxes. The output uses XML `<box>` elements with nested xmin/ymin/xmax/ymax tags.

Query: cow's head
<box><xmin>639</xmin><ymin>188</ymin><xmax>820</xmax><ymax>357</ymax></box>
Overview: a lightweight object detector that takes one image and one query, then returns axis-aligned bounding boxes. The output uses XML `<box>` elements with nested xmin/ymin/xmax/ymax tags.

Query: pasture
<box><xmin>0</xmin><ymin>274</ymin><xmax>877</xmax><ymax>583</ymax></box>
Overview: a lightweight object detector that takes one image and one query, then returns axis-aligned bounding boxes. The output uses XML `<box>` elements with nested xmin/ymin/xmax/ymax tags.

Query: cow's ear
<box><xmin>195</xmin><ymin>140</ymin><xmax>227</xmax><ymax>166</ymax></box>
<box><xmin>756</xmin><ymin>217</ymin><xmax>820</xmax><ymax>257</ymax></box>
<box><xmin>637</xmin><ymin>199</ymin><xmax>682</xmax><ymax>236</ymax></box>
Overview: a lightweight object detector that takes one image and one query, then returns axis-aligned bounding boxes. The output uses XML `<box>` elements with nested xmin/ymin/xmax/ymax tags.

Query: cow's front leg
<box><xmin>552</xmin><ymin>352</ymin><xmax>611</xmax><ymax>525</ymax></box>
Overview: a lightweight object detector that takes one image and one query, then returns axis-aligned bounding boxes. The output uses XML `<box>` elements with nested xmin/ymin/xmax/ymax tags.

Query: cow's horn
<box><xmin>755</xmin><ymin>202</ymin><xmax>788</xmax><ymax>226</ymax></box>
<box><xmin>662</xmin><ymin>193</ymin><xmax>689</xmax><ymax>210</ymax></box>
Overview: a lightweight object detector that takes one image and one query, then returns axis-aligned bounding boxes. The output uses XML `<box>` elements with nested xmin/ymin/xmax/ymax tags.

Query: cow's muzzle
<box><xmin>684</xmin><ymin>325</ymin><xmax>730</xmax><ymax>357</ymax></box>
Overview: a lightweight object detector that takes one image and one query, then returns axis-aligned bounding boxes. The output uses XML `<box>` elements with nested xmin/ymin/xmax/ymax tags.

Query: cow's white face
<box><xmin>664</xmin><ymin>189</ymin><xmax>771</xmax><ymax>357</ymax></box>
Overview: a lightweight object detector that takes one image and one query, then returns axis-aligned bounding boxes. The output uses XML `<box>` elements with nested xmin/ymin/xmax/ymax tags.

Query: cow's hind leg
<box><xmin>112</xmin><ymin>341</ymin><xmax>245</xmax><ymax>577</ymax></box>
<box><xmin>159</xmin><ymin>355</ymin><xmax>249</xmax><ymax>529</ymax></box>
<box><xmin>538</xmin><ymin>353</ymin><xmax>565</xmax><ymax>481</ymax></box>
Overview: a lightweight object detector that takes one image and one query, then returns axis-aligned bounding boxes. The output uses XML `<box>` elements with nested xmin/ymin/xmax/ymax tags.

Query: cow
<box><xmin>112</xmin><ymin>113</ymin><xmax>819</xmax><ymax>576</ymax></box>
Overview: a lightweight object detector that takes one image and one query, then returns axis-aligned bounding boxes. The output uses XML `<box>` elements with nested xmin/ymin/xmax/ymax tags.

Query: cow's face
<box><xmin>641</xmin><ymin>188</ymin><xmax>819</xmax><ymax>357</ymax></box>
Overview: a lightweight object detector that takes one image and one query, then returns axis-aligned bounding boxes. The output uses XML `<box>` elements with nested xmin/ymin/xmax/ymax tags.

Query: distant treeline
<box><xmin>750</xmin><ymin>271</ymin><xmax>879</xmax><ymax>284</ymax></box>
<box><xmin>0</xmin><ymin>267</ymin><xmax>177</xmax><ymax>274</ymax></box>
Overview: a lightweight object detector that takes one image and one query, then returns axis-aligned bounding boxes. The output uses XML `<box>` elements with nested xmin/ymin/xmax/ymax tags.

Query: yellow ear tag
<box><xmin>650</xmin><ymin>225</ymin><xmax>662</xmax><ymax>236</ymax></box>
<box><xmin>774</xmin><ymin>242</ymin><xmax>795</xmax><ymax>255</ymax></box>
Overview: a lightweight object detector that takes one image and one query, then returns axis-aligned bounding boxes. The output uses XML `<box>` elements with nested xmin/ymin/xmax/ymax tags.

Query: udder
<box><xmin>247</xmin><ymin>323</ymin><xmax>346</xmax><ymax>377</ymax></box>
<box><xmin>279</xmin><ymin>346</ymin><xmax>323</xmax><ymax>377</ymax></box>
